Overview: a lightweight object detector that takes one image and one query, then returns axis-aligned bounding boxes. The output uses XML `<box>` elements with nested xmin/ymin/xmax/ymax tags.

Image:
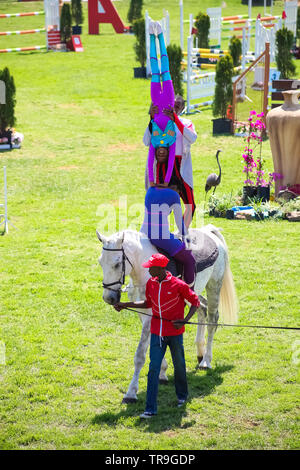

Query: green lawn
<box><xmin>0</xmin><ymin>0</ymin><xmax>299</xmax><ymax>450</ymax></box>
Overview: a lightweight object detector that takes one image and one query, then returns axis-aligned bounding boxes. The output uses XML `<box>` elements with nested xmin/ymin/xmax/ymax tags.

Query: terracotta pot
<box><xmin>266</xmin><ymin>90</ymin><xmax>300</xmax><ymax>196</ymax></box>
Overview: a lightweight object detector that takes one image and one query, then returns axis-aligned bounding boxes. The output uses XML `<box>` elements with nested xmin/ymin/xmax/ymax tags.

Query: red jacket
<box><xmin>145</xmin><ymin>271</ymin><xmax>200</xmax><ymax>337</ymax></box>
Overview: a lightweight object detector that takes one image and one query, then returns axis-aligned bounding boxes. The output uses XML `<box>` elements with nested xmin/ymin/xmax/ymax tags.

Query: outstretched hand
<box><xmin>113</xmin><ymin>303</ymin><xmax>126</xmax><ymax>312</ymax></box>
<box><xmin>172</xmin><ymin>319</ymin><xmax>186</xmax><ymax>330</ymax></box>
<box><xmin>163</xmin><ymin>106</ymin><xmax>175</xmax><ymax>121</ymax></box>
<box><xmin>150</xmin><ymin>104</ymin><xmax>159</xmax><ymax>119</ymax></box>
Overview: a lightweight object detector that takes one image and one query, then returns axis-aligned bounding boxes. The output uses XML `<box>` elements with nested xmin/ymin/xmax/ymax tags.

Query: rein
<box><xmin>102</xmin><ymin>233</ymin><xmax>134</xmax><ymax>293</ymax></box>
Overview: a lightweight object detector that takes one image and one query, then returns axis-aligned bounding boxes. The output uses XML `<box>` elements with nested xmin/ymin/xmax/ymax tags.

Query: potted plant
<box><xmin>241</xmin><ymin>110</ymin><xmax>283</xmax><ymax>203</ymax></box>
<box><xmin>60</xmin><ymin>2</ymin><xmax>72</xmax><ymax>45</ymax></box>
<box><xmin>71</xmin><ymin>0</ymin><xmax>84</xmax><ymax>35</ymax></box>
<box><xmin>275</xmin><ymin>27</ymin><xmax>296</xmax><ymax>79</ymax></box>
<box><xmin>229</xmin><ymin>35</ymin><xmax>242</xmax><ymax>67</ymax></box>
<box><xmin>0</xmin><ymin>67</ymin><xmax>16</xmax><ymax>149</ymax></box>
<box><xmin>194</xmin><ymin>12</ymin><xmax>210</xmax><ymax>49</ymax></box>
<box><xmin>127</xmin><ymin>0</ymin><xmax>143</xmax><ymax>25</ymax></box>
<box><xmin>212</xmin><ymin>55</ymin><xmax>234</xmax><ymax>134</ymax></box>
<box><xmin>132</xmin><ymin>17</ymin><xmax>146</xmax><ymax>78</ymax></box>
<box><xmin>167</xmin><ymin>44</ymin><xmax>184</xmax><ymax>96</ymax></box>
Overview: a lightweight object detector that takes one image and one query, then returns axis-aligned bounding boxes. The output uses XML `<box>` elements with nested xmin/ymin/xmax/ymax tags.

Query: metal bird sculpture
<box><xmin>205</xmin><ymin>150</ymin><xmax>222</xmax><ymax>194</ymax></box>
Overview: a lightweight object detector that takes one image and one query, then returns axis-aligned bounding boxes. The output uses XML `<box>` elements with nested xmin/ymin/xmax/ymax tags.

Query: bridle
<box><xmin>102</xmin><ymin>233</ymin><xmax>134</xmax><ymax>293</ymax></box>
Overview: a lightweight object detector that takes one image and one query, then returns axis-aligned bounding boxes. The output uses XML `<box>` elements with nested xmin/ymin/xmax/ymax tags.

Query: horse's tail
<box><xmin>205</xmin><ymin>225</ymin><xmax>239</xmax><ymax>325</ymax></box>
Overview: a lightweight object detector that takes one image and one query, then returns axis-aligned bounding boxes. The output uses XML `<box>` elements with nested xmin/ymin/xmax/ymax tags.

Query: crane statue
<box><xmin>205</xmin><ymin>150</ymin><xmax>222</xmax><ymax>195</ymax></box>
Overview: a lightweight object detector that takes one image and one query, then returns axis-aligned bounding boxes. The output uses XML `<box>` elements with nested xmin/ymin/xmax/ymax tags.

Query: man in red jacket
<box><xmin>114</xmin><ymin>253</ymin><xmax>200</xmax><ymax>418</ymax></box>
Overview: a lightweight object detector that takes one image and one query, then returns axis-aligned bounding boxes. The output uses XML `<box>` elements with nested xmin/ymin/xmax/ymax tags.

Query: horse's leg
<box><xmin>195</xmin><ymin>308</ymin><xmax>206</xmax><ymax>366</ymax></box>
<box><xmin>194</xmin><ymin>268</ymin><xmax>212</xmax><ymax>367</ymax></box>
<box><xmin>198</xmin><ymin>278</ymin><xmax>222</xmax><ymax>370</ymax></box>
<box><xmin>122</xmin><ymin>315</ymin><xmax>151</xmax><ymax>404</ymax></box>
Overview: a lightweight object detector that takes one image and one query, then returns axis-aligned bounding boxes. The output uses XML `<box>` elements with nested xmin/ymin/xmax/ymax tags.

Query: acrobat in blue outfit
<box><xmin>140</xmin><ymin>187</ymin><xmax>195</xmax><ymax>287</ymax></box>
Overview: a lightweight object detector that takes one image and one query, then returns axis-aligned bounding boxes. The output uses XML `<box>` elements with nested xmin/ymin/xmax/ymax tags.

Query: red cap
<box><xmin>142</xmin><ymin>253</ymin><xmax>169</xmax><ymax>268</ymax></box>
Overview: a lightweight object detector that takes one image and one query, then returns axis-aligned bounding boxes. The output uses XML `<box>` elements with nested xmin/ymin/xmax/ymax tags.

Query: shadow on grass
<box><xmin>91</xmin><ymin>364</ymin><xmax>233</xmax><ymax>433</ymax></box>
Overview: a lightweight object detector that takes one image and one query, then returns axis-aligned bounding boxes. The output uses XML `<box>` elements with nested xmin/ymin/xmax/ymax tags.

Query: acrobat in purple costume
<box><xmin>147</xmin><ymin>24</ymin><xmax>177</xmax><ymax>185</ymax></box>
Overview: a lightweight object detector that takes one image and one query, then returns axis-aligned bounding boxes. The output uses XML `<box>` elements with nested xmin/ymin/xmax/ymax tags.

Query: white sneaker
<box><xmin>140</xmin><ymin>411</ymin><xmax>156</xmax><ymax>418</ymax></box>
<box><xmin>155</xmin><ymin>21</ymin><xmax>162</xmax><ymax>36</ymax></box>
<box><xmin>148</xmin><ymin>20</ymin><xmax>156</xmax><ymax>35</ymax></box>
<box><xmin>177</xmin><ymin>399</ymin><xmax>186</xmax><ymax>408</ymax></box>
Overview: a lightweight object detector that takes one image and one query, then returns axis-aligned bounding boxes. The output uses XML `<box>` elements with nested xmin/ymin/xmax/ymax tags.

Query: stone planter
<box><xmin>133</xmin><ymin>67</ymin><xmax>146</xmax><ymax>79</ymax></box>
<box><xmin>72</xmin><ymin>25</ymin><xmax>82</xmax><ymax>35</ymax></box>
<box><xmin>212</xmin><ymin>118</ymin><xmax>232</xmax><ymax>135</ymax></box>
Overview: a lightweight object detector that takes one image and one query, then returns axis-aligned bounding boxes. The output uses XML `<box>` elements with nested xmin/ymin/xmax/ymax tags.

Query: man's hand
<box><xmin>150</xmin><ymin>104</ymin><xmax>159</xmax><ymax>119</ymax></box>
<box><xmin>163</xmin><ymin>106</ymin><xmax>175</xmax><ymax>121</ymax></box>
<box><xmin>172</xmin><ymin>319</ymin><xmax>186</xmax><ymax>330</ymax></box>
<box><xmin>113</xmin><ymin>302</ymin><xmax>126</xmax><ymax>312</ymax></box>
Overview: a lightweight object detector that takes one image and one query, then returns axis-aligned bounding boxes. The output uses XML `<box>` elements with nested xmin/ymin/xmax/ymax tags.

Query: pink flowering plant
<box><xmin>242</xmin><ymin>110</ymin><xmax>282</xmax><ymax>188</ymax></box>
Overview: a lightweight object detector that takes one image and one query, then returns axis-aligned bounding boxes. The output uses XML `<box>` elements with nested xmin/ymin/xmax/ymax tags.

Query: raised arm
<box><xmin>172</xmin><ymin>200</ymin><xmax>188</xmax><ymax>236</ymax></box>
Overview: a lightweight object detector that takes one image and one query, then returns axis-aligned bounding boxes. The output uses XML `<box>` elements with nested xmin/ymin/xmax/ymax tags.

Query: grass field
<box><xmin>0</xmin><ymin>0</ymin><xmax>299</xmax><ymax>450</ymax></box>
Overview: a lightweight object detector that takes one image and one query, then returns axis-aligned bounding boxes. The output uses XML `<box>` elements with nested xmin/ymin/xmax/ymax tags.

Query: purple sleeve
<box><xmin>164</xmin><ymin>141</ymin><xmax>176</xmax><ymax>183</ymax></box>
<box><xmin>148</xmin><ymin>144</ymin><xmax>155</xmax><ymax>183</ymax></box>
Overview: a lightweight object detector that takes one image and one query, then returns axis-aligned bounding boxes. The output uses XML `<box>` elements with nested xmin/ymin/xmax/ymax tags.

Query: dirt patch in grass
<box><xmin>109</xmin><ymin>143</ymin><xmax>141</xmax><ymax>153</ymax></box>
<box><xmin>58</xmin><ymin>166</ymin><xmax>80</xmax><ymax>171</ymax></box>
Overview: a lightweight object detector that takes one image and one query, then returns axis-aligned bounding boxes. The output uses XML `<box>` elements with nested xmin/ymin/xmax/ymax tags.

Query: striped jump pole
<box><xmin>183</xmin><ymin>51</ymin><xmax>229</xmax><ymax>59</ymax></box>
<box><xmin>0</xmin><ymin>45</ymin><xmax>47</xmax><ymax>53</ymax></box>
<box><xmin>185</xmin><ymin>48</ymin><xmax>229</xmax><ymax>54</ymax></box>
<box><xmin>0</xmin><ymin>29</ymin><xmax>46</xmax><ymax>36</ymax></box>
<box><xmin>0</xmin><ymin>11</ymin><xmax>45</xmax><ymax>19</ymax></box>
<box><xmin>221</xmin><ymin>15</ymin><xmax>248</xmax><ymax>21</ymax></box>
<box><xmin>222</xmin><ymin>15</ymin><xmax>280</xmax><ymax>25</ymax></box>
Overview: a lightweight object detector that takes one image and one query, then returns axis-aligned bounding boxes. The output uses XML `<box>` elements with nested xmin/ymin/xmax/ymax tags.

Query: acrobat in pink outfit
<box><xmin>147</xmin><ymin>22</ymin><xmax>176</xmax><ymax>185</ymax></box>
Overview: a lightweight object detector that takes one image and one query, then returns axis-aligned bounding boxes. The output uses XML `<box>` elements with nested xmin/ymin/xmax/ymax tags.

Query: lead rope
<box><xmin>122</xmin><ymin>307</ymin><xmax>300</xmax><ymax>331</ymax></box>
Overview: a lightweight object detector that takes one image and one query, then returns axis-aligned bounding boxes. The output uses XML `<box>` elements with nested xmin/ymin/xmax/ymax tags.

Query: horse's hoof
<box><xmin>122</xmin><ymin>397</ymin><xmax>137</xmax><ymax>404</ymax></box>
<box><xmin>199</xmin><ymin>362</ymin><xmax>212</xmax><ymax>370</ymax></box>
<box><xmin>159</xmin><ymin>379</ymin><xmax>169</xmax><ymax>385</ymax></box>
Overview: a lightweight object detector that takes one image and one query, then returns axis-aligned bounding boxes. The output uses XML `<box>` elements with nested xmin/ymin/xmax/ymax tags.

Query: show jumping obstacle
<box><xmin>0</xmin><ymin>0</ymin><xmax>60</xmax><ymax>53</ymax></box>
<box><xmin>184</xmin><ymin>36</ymin><xmax>242</xmax><ymax>114</ymax></box>
<box><xmin>179</xmin><ymin>0</ymin><xmax>298</xmax><ymax>56</ymax></box>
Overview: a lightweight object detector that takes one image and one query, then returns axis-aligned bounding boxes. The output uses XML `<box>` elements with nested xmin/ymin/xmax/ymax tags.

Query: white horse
<box><xmin>96</xmin><ymin>225</ymin><xmax>238</xmax><ymax>404</ymax></box>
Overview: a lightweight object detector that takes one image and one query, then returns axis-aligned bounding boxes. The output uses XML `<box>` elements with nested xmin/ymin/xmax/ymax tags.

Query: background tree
<box><xmin>71</xmin><ymin>0</ymin><xmax>84</xmax><ymax>27</ymax></box>
<box><xmin>0</xmin><ymin>67</ymin><xmax>16</xmax><ymax>134</ymax></box>
<box><xmin>229</xmin><ymin>35</ymin><xmax>242</xmax><ymax>67</ymax></box>
<box><xmin>60</xmin><ymin>3</ymin><xmax>72</xmax><ymax>43</ymax></box>
<box><xmin>194</xmin><ymin>12</ymin><xmax>210</xmax><ymax>48</ymax></box>
<box><xmin>212</xmin><ymin>55</ymin><xmax>234</xmax><ymax>119</ymax></box>
<box><xmin>275</xmin><ymin>27</ymin><xmax>296</xmax><ymax>79</ymax></box>
<box><xmin>127</xmin><ymin>0</ymin><xmax>144</xmax><ymax>24</ymax></box>
<box><xmin>132</xmin><ymin>17</ymin><xmax>146</xmax><ymax>68</ymax></box>
<box><xmin>167</xmin><ymin>44</ymin><xmax>184</xmax><ymax>97</ymax></box>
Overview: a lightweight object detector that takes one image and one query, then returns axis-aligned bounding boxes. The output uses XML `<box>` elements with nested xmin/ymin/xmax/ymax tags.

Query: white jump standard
<box><xmin>0</xmin><ymin>0</ymin><xmax>60</xmax><ymax>53</ymax></box>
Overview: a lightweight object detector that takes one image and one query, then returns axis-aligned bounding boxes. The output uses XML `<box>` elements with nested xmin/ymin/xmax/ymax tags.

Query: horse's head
<box><xmin>96</xmin><ymin>230</ymin><xmax>132</xmax><ymax>305</ymax></box>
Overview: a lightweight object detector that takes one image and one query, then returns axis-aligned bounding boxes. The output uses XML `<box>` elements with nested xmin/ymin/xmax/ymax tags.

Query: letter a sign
<box><xmin>88</xmin><ymin>0</ymin><xmax>128</xmax><ymax>34</ymax></box>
